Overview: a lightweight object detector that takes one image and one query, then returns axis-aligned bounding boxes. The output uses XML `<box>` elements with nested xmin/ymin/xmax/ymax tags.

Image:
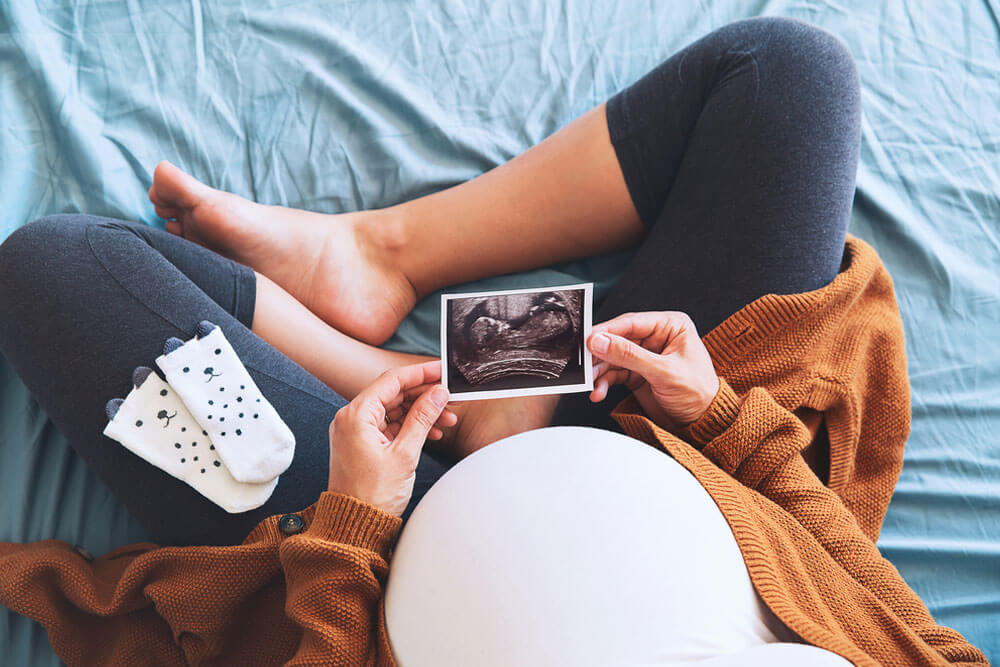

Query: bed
<box><xmin>1</xmin><ymin>1</ymin><xmax>997</xmax><ymax>664</ymax></box>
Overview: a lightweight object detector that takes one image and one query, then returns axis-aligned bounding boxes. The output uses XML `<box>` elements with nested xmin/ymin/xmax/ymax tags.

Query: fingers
<box><xmin>394</xmin><ymin>385</ymin><xmax>450</xmax><ymax>454</ymax></box>
<box><xmin>385</xmin><ymin>405</ymin><xmax>457</xmax><ymax>434</ymax></box>
<box><xmin>386</xmin><ymin>420</ymin><xmax>442</xmax><ymax>441</ymax></box>
<box><xmin>588</xmin><ymin>331</ymin><xmax>663</xmax><ymax>380</ymax></box>
<box><xmin>589</xmin><ymin>366</ymin><xmax>638</xmax><ymax>402</ymax></box>
<box><xmin>386</xmin><ymin>405</ymin><xmax>456</xmax><ymax>423</ymax></box>
<box><xmin>366</xmin><ymin>361</ymin><xmax>443</xmax><ymax>407</ymax></box>
<box><xmin>382</xmin><ymin>380</ymin><xmax>450</xmax><ymax>411</ymax></box>
<box><xmin>592</xmin><ymin>311</ymin><xmax>697</xmax><ymax>351</ymax></box>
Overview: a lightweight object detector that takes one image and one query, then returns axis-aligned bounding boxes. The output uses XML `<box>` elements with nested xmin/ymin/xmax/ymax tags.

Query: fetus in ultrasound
<box><xmin>448</xmin><ymin>289</ymin><xmax>584</xmax><ymax>388</ymax></box>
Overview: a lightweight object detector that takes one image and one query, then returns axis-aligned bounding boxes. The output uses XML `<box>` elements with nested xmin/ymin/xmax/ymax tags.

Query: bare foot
<box><xmin>432</xmin><ymin>394</ymin><xmax>561</xmax><ymax>460</ymax></box>
<box><xmin>148</xmin><ymin>160</ymin><xmax>416</xmax><ymax>345</ymax></box>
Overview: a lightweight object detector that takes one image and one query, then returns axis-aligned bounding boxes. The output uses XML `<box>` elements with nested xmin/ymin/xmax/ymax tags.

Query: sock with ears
<box><xmin>155</xmin><ymin>321</ymin><xmax>296</xmax><ymax>484</ymax></box>
<box><xmin>103</xmin><ymin>367</ymin><xmax>278</xmax><ymax>513</ymax></box>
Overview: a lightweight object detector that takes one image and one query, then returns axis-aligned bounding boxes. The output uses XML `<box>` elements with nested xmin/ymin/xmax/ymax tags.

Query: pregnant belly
<box><xmin>383</xmin><ymin>426</ymin><xmax>797</xmax><ymax>666</ymax></box>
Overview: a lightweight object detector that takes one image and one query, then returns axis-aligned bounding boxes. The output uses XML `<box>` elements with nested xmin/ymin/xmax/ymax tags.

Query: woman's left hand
<box><xmin>327</xmin><ymin>361</ymin><xmax>456</xmax><ymax>516</ymax></box>
<box><xmin>588</xmin><ymin>311</ymin><xmax>720</xmax><ymax>430</ymax></box>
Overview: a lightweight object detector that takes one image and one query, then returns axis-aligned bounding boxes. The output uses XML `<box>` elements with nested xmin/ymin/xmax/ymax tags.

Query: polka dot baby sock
<box><xmin>103</xmin><ymin>367</ymin><xmax>278</xmax><ymax>513</ymax></box>
<box><xmin>155</xmin><ymin>321</ymin><xmax>295</xmax><ymax>484</ymax></box>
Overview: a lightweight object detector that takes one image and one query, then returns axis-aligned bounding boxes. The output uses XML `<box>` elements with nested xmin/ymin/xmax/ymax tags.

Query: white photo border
<box><xmin>440</xmin><ymin>283</ymin><xmax>593</xmax><ymax>401</ymax></box>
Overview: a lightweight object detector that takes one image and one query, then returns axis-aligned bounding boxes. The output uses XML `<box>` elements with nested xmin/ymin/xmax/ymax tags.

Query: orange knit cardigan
<box><xmin>0</xmin><ymin>236</ymin><xmax>988</xmax><ymax>666</ymax></box>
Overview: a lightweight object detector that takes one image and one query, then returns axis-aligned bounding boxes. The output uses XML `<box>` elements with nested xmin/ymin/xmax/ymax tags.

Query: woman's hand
<box><xmin>588</xmin><ymin>311</ymin><xmax>720</xmax><ymax>430</ymax></box>
<box><xmin>328</xmin><ymin>361</ymin><xmax>456</xmax><ymax>516</ymax></box>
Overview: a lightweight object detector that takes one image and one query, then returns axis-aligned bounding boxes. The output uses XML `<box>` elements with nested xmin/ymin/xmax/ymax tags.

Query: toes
<box><xmin>152</xmin><ymin>160</ymin><xmax>210</xmax><ymax>209</ymax></box>
<box><xmin>164</xmin><ymin>220</ymin><xmax>183</xmax><ymax>236</ymax></box>
<box><xmin>154</xmin><ymin>203</ymin><xmax>182</xmax><ymax>221</ymax></box>
<box><xmin>148</xmin><ymin>184</ymin><xmax>167</xmax><ymax>207</ymax></box>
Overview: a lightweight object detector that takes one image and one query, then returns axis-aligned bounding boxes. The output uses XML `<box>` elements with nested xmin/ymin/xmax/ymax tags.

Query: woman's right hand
<box><xmin>327</xmin><ymin>361</ymin><xmax>454</xmax><ymax>516</ymax></box>
<box><xmin>587</xmin><ymin>311</ymin><xmax>721</xmax><ymax>431</ymax></box>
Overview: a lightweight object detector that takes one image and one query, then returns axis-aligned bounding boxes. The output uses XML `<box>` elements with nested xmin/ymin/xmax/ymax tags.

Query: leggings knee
<box><xmin>706</xmin><ymin>17</ymin><xmax>861</xmax><ymax>126</ymax></box>
<box><xmin>722</xmin><ymin>17</ymin><xmax>860</xmax><ymax>109</ymax></box>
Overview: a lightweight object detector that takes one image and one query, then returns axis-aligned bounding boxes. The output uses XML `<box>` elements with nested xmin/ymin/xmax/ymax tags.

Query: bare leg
<box><xmin>365</xmin><ymin>105</ymin><xmax>642</xmax><ymax>297</ymax></box>
<box><xmin>152</xmin><ymin>104</ymin><xmax>639</xmax><ymax>457</ymax></box>
<box><xmin>151</xmin><ymin>104</ymin><xmax>641</xmax><ymax>345</ymax></box>
<box><xmin>250</xmin><ymin>273</ymin><xmax>558</xmax><ymax>458</ymax></box>
<box><xmin>250</xmin><ymin>271</ymin><xmax>542</xmax><ymax>457</ymax></box>
<box><xmin>250</xmin><ymin>272</ymin><xmax>423</xmax><ymax>400</ymax></box>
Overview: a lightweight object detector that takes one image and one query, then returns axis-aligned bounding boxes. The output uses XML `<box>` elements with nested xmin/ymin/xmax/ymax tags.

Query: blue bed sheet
<box><xmin>2</xmin><ymin>1</ymin><xmax>998</xmax><ymax>664</ymax></box>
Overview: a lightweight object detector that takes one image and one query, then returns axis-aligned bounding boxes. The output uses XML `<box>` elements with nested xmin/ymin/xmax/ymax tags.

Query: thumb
<box><xmin>589</xmin><ymin>332</ymin><xmax>662</xmax><ymax>380</ymax></box>
<box><xmin>393</xmin><ymin>385</ymin><xmax>450</xmax><ymax>454</ymax></box>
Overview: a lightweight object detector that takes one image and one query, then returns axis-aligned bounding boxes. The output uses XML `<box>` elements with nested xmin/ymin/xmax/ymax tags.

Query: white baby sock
<box><xmin>155</xmin><ymin>321</ymin><xmax>295</xmax><ymax>484</ymax></box>
<box><xmin>103</xmin><ymin>367</ymin><xmax>278</xmax><ymax>513</ymax></box>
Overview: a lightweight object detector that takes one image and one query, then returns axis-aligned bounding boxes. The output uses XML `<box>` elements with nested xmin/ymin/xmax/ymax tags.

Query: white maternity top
<box><xmin>384</xmin><ymin>426</ymin><xmax>850</xmax><ymax>667</ymax></box>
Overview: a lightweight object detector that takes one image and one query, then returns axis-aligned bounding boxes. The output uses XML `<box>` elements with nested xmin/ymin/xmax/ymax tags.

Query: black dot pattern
<box><xmin>135</xmin><ymin>420</ymin><xmax>143</xmax><ymax>427</ymax></box>
<box><xmin>215</xmin><ymin>348</ymin><xmax>221</xmax><ymax>355</ymax></box>
<box><xmin>144</xmin><ymin>359</ymin><xmax>275</xmax><ymax>476</ymax></box>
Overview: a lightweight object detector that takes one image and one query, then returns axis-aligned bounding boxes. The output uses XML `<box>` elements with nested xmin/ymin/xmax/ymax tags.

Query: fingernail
<box><xmin>591</xmin><ymin>333</ymin><xmax>610</xmax><ymax>354</ymax></box>
<box><xmin>430</xmin><ymin>385</ymin><xmax>449</xmax><ymax>408</ymax></box>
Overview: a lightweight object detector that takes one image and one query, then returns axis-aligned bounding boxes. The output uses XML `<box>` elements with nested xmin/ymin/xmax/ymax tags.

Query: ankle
<box><xmin>354</xmin><ymin>205</ymin><xmax>407</xmax><ymax>252</ymax></box>
<box><xmin>352</xmin><ymin>205</ymin><xmax>425</xmax><ymax>291</ymax></box>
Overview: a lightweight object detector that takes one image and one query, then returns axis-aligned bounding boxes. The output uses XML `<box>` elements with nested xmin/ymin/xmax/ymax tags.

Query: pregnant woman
<box><xmin>0</xmin><ymin>18</ymin><xmax>986</xmax><ymax>666</ymax></box>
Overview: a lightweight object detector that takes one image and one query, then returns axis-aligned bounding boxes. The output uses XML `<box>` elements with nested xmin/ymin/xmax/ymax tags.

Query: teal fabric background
<box><xmin>1</xmin><ymin>1</ymin><xmax>997</xmax><ymax>663</ymax></box>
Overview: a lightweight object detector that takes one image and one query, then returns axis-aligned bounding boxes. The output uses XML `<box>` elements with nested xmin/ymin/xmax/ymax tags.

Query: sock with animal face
<box><xmin>103</xmin><ymin>367</ymin><xmax>278</xmax><ymax>513</ymax></box>
<box><xmin>155</xmin><ymin>321</ymin><xmax>295</xmax><ymax>484</ymax></box>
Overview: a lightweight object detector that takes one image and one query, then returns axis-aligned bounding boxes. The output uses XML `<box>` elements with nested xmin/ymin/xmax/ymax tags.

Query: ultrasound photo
<box><xmin>440</xmin><ymin>284</ymin><xmax>593</xmax><ymax>400</ymax></box>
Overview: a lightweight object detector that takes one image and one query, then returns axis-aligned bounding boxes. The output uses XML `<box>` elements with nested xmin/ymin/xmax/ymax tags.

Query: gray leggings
<box><xmin>0</xmin><ymin>216</ymin><xmax>449</xmax><ymax>545</ymax></box>
<box><xmin>0</xmin><ymin>17</ymin><xmax>860</xmax><ymax>546</ymax></box>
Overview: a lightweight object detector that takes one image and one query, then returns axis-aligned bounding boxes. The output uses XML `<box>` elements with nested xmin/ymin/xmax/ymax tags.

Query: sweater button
<box><xmin>279</xmin><ymin>514</ymin><xmax>305</xmax><ymax>535</ymax></box>
<box><xmin>74</xmin><ymin>545</ymin><xmax>94</xmax><ymax>561</ymax></box>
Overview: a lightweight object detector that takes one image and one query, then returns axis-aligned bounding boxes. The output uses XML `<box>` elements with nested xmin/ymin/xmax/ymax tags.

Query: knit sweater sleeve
<box><xmin>675</xmin><ymin>378</ymin><xmax>987</xmax><ymax>665</ymax></box>
<box><xmin>280</xmin><ymin>491</ymin><xmax>401</xmax><ymax>667</ymax></box>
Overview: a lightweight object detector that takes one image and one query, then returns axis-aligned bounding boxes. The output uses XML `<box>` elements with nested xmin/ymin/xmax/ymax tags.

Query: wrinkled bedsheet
<box><xmin>1</xmin><ymin>1</ymin><xmax>998</xmax><ymax>664</ymax></box>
